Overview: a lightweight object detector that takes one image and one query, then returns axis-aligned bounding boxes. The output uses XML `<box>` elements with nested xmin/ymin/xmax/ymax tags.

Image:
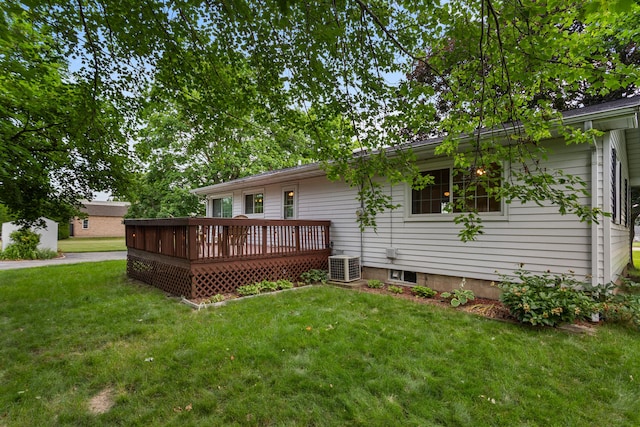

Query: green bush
<box><xmin>57</xmin><ymin>221</ymin><xmax>70</xmax><ymax>240</ymax></box>
<box><xmin>300</xmin><ymin>269</ymin><xmax>328</xmax><ymax>285</ymax></box>
<box><xmin>236</xmin><ymin>284</ymin><xmax>262</xmax><ymax>296</ymax></box>
<box><xmin>387</xmin><ymin>285</ymin><xmax>403</xmax><ymax>294</ymax></box>
<box><xmin>412</xmin><ymin>286</ymin><xmax>437</xmax><ymax>298</ymax></box>
<box><xmin>498</xmin><ymin>270</ymin><xmax>595</xmax><ymax>327</ymax></box>
<box><xmin>367</xmin><ymin>279</ymin><xmax>384</xmax><ymax>289</ymax></box>
<box><xmin>0</xmin><ymin>229</ymin><xmax>42</xmax><ymax>260</ymax></box>
<box><xmin>276</xmin><ymin>279</ymin><xmax>294</xmax><ymax>290</ymax></box>
<box><xmin>258</xmin><ymin>280</ymin><xmax>279</xmax><ymax>292</ymax></box>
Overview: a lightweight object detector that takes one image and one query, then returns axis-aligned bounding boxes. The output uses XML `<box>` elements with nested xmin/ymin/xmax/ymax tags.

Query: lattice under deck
<box><xmin>127</xmin><ymin>252</ymin><xmax>329</xmax><ymax>299</ymax></box>
<box><xmin>127</xmin><ymin>255</ymin><xmax>192</xmax><ymax>297</ymax></box>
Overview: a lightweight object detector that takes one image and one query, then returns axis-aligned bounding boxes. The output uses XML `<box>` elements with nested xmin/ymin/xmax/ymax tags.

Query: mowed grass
<box><xmin>1</xmin><ymin>262</ymin><xmax>640</xmax><ymax>426</ymax></box>
<box><xmin>57</xmin><ymin>237</ymin><xmax>126</xmax><ymax>253</ymax></box>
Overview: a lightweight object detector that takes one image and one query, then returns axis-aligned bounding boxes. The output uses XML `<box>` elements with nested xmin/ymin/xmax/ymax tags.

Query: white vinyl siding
<box><xmin>607</xmin><ymin>130</ymin><xmax>631</xmax><ymax>282</ymax></box>
<box><xmin>592</xmin><ymin>137</ymin><xmax>605</xmax><ymax>286</ymax></box>
<box><xmin>297</xmin><ymin>178</ymin><xmax>362</xmax><ymax>256</ymax></box>
<box><xmin>199</xmin><ymin>130</ymin><xmax>633</xmax><ymax>286</ymax></box>
<box><xmin>359</xmin><ymin>139</ymin><xmax>593</xmax><ymax>282</ymax></box>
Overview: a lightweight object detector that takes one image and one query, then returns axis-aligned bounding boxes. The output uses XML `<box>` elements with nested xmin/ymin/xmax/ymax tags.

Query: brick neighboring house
<box><xmin>70</xmin><ymin>201</ymin><xmax>130</xmax><ymax>238</ymax></box>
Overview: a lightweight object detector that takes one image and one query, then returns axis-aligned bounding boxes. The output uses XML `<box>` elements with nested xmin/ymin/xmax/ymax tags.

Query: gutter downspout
<box><xmin>587</xmin><ymin>120</ymin><xmax>600</xmax><ymax>287</ymax></box>
<box><xmin>360</xmin><ymin>198</ymin><xmax>364</xmax><ymax>266</ymax></box>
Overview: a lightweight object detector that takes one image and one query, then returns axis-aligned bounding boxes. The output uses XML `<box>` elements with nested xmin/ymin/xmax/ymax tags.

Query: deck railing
<box><xmin>124</xmin><ymin>218</ymin><xmax>331</xmax><ymax>263</ymax></box>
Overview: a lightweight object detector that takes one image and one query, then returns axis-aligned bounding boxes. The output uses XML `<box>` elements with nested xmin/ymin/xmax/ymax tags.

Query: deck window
<box><xmin>212</xmin><ymin>196</ymin><xmax>233</xmax><ymax>218</ymax></box>
<box><xmin>412</xmin><ymin>164</ymin><xmax>501</xmax><ymax>215</ymax></box>
<box><xmin>244</xmin><ymin>193</ymin><xmax>264</xmax><ymax>215</ymax></box>
<box><xmin>283</xmin><ymin>190</ymin><xmax>295</xmax><ymax>219</ymax></box>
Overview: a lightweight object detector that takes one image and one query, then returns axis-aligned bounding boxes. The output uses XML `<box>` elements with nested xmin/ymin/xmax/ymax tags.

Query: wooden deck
<box><xmin>124</xmin><ymin>218</ymin><xmax>331</xmax><ymax>298</ymax></box>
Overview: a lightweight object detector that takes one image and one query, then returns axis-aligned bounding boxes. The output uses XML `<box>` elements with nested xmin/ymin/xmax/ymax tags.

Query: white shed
<box><xmin>1</xmin><ymin>218</ymin><xmax>58</xmax><ymax>252</ymax></box>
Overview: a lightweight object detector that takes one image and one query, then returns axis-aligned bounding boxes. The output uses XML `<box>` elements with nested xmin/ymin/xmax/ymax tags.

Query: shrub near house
<box><xmin>498</xmin><ymin>269</ymin><xmax>640</xmax><ymax>328</ymax></box>
<box><xmin>0</xmin><ymin>229</ymin><xmax>57</xmax><ymax>260</ymax></box>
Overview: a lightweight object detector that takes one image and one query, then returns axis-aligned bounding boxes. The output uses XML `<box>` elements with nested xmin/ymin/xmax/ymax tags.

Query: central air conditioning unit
<box><xmin>328</xmin><ymin>255</ymin><xmax>361</xmax><ymax>282</ymax></box>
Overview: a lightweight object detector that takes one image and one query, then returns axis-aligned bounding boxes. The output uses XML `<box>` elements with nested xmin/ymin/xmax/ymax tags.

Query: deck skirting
<box><xmin>127</xmin><ymin>249</ymin><xmax>330</xmax><ymax>298</ymax></box>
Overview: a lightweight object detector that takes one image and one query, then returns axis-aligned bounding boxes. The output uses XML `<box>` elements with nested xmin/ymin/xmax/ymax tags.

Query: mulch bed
<box><xmin>353</xmin><ymin>283</ymin><xmax>515</xmax><ymax>321</ymax></box>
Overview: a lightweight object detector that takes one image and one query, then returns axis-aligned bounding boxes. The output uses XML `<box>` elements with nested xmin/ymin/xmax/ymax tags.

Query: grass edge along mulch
<box><xmin>1</xmin><ymin>261</ymin><xmax>639</xmax><ymax>426</ymax></box>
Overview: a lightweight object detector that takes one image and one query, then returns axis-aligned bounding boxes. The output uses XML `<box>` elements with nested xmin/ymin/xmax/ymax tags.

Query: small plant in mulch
<box><xmin>236</xmin><ymin>279</ymin><xmax>297</xmax><ymax>297</ymax></box>
<box><xmin>440</xmin><ymin>279</ymin><xmax>475</xmax><ymax>307</ymax></box>
<box><xmin>237</xmin><ymin>284</ymin><xmax>262</xmax><ymax>296</ymax></box>
<box><xmin>366</xmin><ymin>279</ymin><xmax>384</xmax><ymax>289</ymax></box>
<box><xmin>276</xmin><ymin>279</ymin><xmax>294</xmax><ymax>290</ymax></box>
<box><xmin>412</xmin><ymin>286</ymin><xmax>437</xmax><ymax>298</ymax></box>
<box><xmin>300</xmin><ymin>269</ymin><xmax>328</xmax><ymax>285</ymax></box>
<box><xmin>387</xmin><ymin>285</ymin><xmax>404</xmax><ymax>294</ymax></box>
<box><xmin>258</xmin><ymin>280</ymin><xmax>279</xmax><ymax>292</ymax></box>
<box><xmin>200</xmin><ymin>294</ymin><xmax>226</xmax><ymax>304</ymax></box>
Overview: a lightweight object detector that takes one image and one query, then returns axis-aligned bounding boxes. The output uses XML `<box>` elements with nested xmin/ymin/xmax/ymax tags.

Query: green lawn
<box><xmin>1</xmin><ymin>262</ymin><xmax>640</xmax><ymax>426</ymax></box>
<box><xmin>57</xmin><ymin>237</ymin><xmax>126</xmax><ymax>253</ymax></box>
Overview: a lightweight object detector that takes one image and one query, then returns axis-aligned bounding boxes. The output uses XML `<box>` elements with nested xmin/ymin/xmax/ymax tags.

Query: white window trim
<box><xmin>242</xmin><ymin>188</ymin><xmax>265</xmax><ymax>217</ymax></box>
<box><xmin>82</xmin><ymin>219</ymin><xmax>89</xmax><ymax>229</ymax></box>
<box><xmin>281</xmin><ymin>184</ymin><xmax>298</xmax><ymax>219</ymax></box>
<box><xmin>389</xmin><ymin>269</ymin><xmax>418</xmax><ymax>284</ymax></box>
<box><xmin>404</xmin><ymin>161</ymin><xmax>508</xmax><ymax>222</ymax></box>
<box><xmin>208</xmin><ymin>194</ymin><xmax>234</xmax><ymax>218</ymax></box>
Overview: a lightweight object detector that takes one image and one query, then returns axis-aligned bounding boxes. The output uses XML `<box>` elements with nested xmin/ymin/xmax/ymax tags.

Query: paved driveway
<box><xmin>0</xmin><ymin>251</ymin><xmax>127</xmax><ymax>270</ymax></box>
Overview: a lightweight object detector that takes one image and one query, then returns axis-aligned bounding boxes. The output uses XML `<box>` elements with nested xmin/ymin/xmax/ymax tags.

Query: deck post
<box><xmin>262</xmin><ymin>226</ymin><xmax>268</xmax><ymax>254</ymax></box>
<box><xmin>187</xmin><ymin>224</ymin><xmax>199</xmax><ymax>260</ymax></box>
<box><xmin>324</xmin><ymin>224</ymin><xmax>330</xmax><ymax>249</ymax></box>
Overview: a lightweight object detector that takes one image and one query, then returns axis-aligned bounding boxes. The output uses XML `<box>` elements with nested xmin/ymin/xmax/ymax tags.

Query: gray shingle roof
<box><xmin>80</xmin><ymin>201</ymin><xmax>130</xmax><ymax>217</ymax></box>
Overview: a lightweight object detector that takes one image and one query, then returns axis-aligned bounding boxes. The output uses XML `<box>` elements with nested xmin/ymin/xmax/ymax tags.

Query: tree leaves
<box><xmin>0</xmin><ymin>9</ymin><xmax>133</xmax><ymax>223</ymax></box>
<box><xmin>2</xmin><ymin>0</ymin><xmax>638</xmax><ymax>236</ymax></box>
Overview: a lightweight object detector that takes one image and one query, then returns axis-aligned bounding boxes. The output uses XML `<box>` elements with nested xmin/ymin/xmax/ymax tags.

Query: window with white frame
<box><xmin>389</xmin><ymin>269</ymin><xmax>417</xmax><ymax>284</ymax></box>
<box><xmin>624</xmin><ymin>178</ymin><xmax>629</xmax><ymax>228</ymax></box>
<box><xmin>283</xmin><ymin>189</ymin><xmax>295</xmax><ymax>219</ymax></box>
<box><xmin>82</xmin><ymin>219</ymin><xmax>89</xmax><ymax>229</ymax></box>
<box><xmin>244</xmin><ymin>192</ymin><xmax>264</xmax><ymax>215</ymax></box>
<box><xmin>412</xmin><ymin>164</ymin><xmax>502</xmax><ymax>215</ymax></box>
<box><xmin>212</xmin><ymin>196</ymin><xmax>233</xmax><ymax>218</ymax></box>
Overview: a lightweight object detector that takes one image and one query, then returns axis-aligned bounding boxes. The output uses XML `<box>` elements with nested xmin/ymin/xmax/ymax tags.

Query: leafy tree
<box><xmin>0</xmin><ymin>204</ymin><xmax>16</xmax><ymax>225</ymax></box>
<box><xmin>126</xmin><ymin>96</ymin><xmax>318</xmax><ymax>218</ymax></box>
<box><xmin>5</xmin><ymin>0</ymin><xmax>639</xmax><ymax>237</ymax></box>
<box><xmin>0</xmin><ymin>8</ymin><xmax>133</xmax><ymax>225</ymax></box>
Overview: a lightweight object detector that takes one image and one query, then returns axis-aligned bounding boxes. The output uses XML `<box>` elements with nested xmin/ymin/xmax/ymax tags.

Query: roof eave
<box><xmin>191</xmin><ymin>163</ymin><xmax>325</xmax><ymax>196</ymax></box>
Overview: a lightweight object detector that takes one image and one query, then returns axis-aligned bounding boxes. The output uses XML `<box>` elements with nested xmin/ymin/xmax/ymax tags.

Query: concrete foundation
<box><xmin>362</xmin><ymin>266</ymin><xmax>501</xmax><ymax>300</ymax></box>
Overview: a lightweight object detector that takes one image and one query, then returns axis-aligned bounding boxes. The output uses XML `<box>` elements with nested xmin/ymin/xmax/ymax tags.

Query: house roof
<box><xmin>409</xmin><ymin>96</ymin><xmax>640</xmax><ymax>152</ymax></box>
<box><xmin>80</xmin><ymin>201</ymin><xmax>131</xmax><ymax>217</ymax></box>
<box><xmin>191</xmin><ymin>163</ymin><xmax>326</xmax><ymax>195</ymax></box>
<box><xmin>192</xmin><ymin>97</ymin><xmax>640</xmax><ymax>196</ymax></box>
